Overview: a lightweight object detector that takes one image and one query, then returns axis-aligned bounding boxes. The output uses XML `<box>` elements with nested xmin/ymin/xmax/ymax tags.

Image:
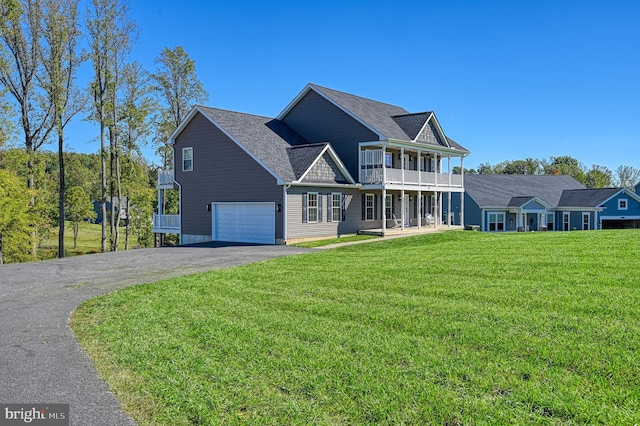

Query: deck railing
<box><xmin>360</xmin><ymin>167</ymin><xmax>463</xmax><ymax>187</ymax></box>
<box><xmin>152</xmin><ymin>213</ymin><xmax>180</xmax><ymax>232</ymax></box>
<box><xmin>158</xmin><ymin>169</ymin><xmax>175</xmax><ymax>186</ymax></box>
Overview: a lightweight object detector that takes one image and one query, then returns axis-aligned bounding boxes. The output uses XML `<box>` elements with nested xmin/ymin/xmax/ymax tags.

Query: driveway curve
<box><xmin>0</xmin><ymin>243</ymin><xmax>312</xmax><ymax>425</ymax></box>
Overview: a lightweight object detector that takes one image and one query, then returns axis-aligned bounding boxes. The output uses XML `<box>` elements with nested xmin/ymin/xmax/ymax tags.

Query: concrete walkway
<box><xmin>0</xmin><ymin>243</ymin><xmax>312</xmax><ymax>425</ymax></box>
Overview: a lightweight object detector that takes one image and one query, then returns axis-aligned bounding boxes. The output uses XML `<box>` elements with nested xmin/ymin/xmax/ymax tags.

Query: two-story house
<box><xmin>152</xmin><ymin>83</ymin><xmax>470</xmax><ymax>244</ymax></box>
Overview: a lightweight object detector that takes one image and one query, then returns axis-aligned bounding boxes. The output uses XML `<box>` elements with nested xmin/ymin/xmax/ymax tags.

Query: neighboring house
<box><xmin>92</xmin><ymin>197</ymin><xmax>129</xmax><ymax>224</ymax></box>
<box><xmin>455</xmin><ymin>174</ymin><xmax>640</xmax><ymax>231</ymax></box>
<box><xmin>152</xmin><ymin>83</ymin><xmax>470</xmax><ymax>244</ymax></box>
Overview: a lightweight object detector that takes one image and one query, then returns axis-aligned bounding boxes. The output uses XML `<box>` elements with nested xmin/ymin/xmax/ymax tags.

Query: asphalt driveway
<box><xmin>0</xmin><ymin>243</ymin><xmax>312</xmax><ymax>425</ymax></box>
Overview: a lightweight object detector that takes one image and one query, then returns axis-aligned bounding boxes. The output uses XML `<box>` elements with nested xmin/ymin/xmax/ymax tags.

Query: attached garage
<box><xmin>211</xmin><ymin>202</ymin><xmax>276</xmax><ymax>244</ymax></box>
<box><xmin>600</xmin><ymin>216</ymin><xmax>640</xmax><ymax>229</ymax></box>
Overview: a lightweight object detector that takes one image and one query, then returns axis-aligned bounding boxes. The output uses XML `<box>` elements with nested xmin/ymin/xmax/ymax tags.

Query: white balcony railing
<box><xmin>361</xmin><ymin>167</ymin><xmax>462</xmax><ymax>187</ymax></box>
<box><xmin>158</xmin><ymin>169</ymin><xmax>175</xmax><ymax>186</ymax></box>
<box><xmin>152</xmin><ymin>213</ymin><xmax>180</xmax><ymax>232</ymax></box>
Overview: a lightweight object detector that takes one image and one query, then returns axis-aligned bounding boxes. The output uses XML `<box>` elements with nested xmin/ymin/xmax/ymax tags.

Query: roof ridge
<box><xmin>309</xmin><ymin>83</ymin><xmax>407</xmax><ymax>111</ymax></box>
<box><xmin>197</xmin><ymin>105</ymin><xmax>275</xmax><ymax>121</ymax></box>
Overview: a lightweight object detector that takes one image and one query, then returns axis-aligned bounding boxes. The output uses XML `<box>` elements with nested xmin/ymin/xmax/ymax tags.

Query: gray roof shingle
<box><xmin>197</xmin><ymin>106</ymin><xmax>308</xmax><ymax>182</ymax></box>
<box><xmin>464</xmin><ymin>174</ymin><xmax>586</xmax><ymax>207</ymax></box>
<box><xmin>557</xmin><ymin>188</ymin><xmax>622</xmax><ymax>207</ymax></box>
<box><xmin>286</xmin><ymin>143</ymin><xmax>328</xmax><ymax>180</ymax></box>
<box><xmin>309</xmin><ymin>84</ymin><xmax>469</xmax><ymax>153</ymax></box>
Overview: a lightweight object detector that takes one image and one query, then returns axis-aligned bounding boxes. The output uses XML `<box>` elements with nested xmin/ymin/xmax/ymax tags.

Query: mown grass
<box><xmin>291</xmin><ymin>234</ymin><xmax>379</xmax><ymax>248</ymax></box>
<box><xmin>40</xmin><ymin>221</ymin><xmax>139</xmax><ymax>258</ymax></box>
<box><xmin>71</xmin><ymin>230</ymin><xmax>640</xmax><ymax>425</ymax></box>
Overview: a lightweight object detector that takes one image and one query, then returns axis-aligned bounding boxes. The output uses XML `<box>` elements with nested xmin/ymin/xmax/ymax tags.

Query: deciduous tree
<box><xmin>65</xmin><ymin>185</ymin><xmax>95</xmax><ymax>248</ymax></box>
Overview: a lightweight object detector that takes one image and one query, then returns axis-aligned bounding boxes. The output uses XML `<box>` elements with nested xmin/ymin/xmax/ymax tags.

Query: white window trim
<box><xmin>365</xmin><ymin>193</ymin><xmax>375</xmax><ymax>221</ymax></box>
<box><xmin>307</xmin><ymin>192</ymin><xmax>318</xmax><ymax>223</ymax></box>
<box><xmin>331</xmin><ymin>192</ymin><xmax>342</xmax><ymax>222</ymax></box>
<box><xmin>619</xmin><ymin>198</ymin><xmax>628</xmax><ymax>210</ymax></box>
<box><xmin>563</xmin><ymin>212</ymin><xmax>570</xmax><ymax>231</ymax></box>
<box><xmin>182</xmin><ymin>147</ymin><xmax>193</xmax><ymax>172</ymax></box>
<box><xmin>582</xmin><ymin>212</ymin><xmax>590</xmax><ymax>230</ymax></box>
<box><xmin>488</xmin><ymin>212</ymin><xmax>505</xmax><ymax>232</ymax></box>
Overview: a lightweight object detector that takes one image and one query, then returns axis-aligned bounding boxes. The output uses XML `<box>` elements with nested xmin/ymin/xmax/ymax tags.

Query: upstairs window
<box><xmin>183</xmin><ymin>147</ymin><xmax>193</xmax><ymax>171</ymax></box>
<box><xmin>619</xmin><ymin>199</ymin><xmax>628</xmax><ymax>210</ymax></box>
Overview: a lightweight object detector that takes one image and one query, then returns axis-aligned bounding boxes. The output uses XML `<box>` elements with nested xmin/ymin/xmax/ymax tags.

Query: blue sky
<box><xmin>65</xmin><ymin>0</ymin><xmax>639</xmax><ymax>172</ymax></box>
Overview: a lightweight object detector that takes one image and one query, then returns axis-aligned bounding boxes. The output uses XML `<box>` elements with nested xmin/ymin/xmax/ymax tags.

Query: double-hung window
<box><xmin>488</xmin><ymin>213</ymin><xmax>505</xmax><ymax>231</ymax></box>
<box><xmin>183</xmin><ymin>147</ymin><xmax>193</xmax><ymax>171</ymax></box>
<box><xmin>307</xmin><ymin>192</ymin><xmax>318</xmax><ymax>223</ymax></box>
<box><xmin>365</xmin><ymin>193</ymin><xmax>375</xmax><ymax>221</ymax></box>
<box><xmin>331</xmin><ymin>193</ymin><xmax>342</xmax><ymax>222</ymax></box>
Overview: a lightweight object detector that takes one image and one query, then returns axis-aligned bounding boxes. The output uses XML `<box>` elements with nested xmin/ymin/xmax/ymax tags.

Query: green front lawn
<box><xmin>71</xmin><ymin>230</ymin><xmax>640</xmax><ymax>425</ymax></box>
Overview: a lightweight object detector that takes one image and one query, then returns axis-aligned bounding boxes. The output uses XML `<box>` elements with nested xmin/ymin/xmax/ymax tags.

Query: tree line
<box><xmin>0</xmin><ymin>0</ymin><xmax>207</xmax><ymax>263</ymax></box>
<box><xmin>459</xmin><ymin>156</ymin><xmax>640</xmax><ymax>189</ymax></box>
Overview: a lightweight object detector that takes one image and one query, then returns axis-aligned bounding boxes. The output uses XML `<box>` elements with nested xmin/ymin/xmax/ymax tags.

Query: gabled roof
<box><xmin>464</xmin><ymin>174</ymin><xmax>586</xmax><ymax>208</ymax></box>
<box><xmin>507</xmin><ymin>196</ymin><xmax>536</xmax><ymax>207</ymax></box>
<box><xmin>170</xmin><ymin>106</ymin><xmax>354</xmax><ymax>185</ymax></box>
<box><xmin>279</xmin><ymin>84</ymin><xmax>469</xmax><ymax>153</ymax></box>
<box><xmin>557</xmin><ymin>188</ymin><xmax>631</xmax><ymax>208</ymax></box>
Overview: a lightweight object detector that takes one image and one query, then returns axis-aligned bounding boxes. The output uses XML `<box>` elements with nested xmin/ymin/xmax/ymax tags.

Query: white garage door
<box><xmin>212</xmin><ymin>202</ymin><xmax>275</xmax><ymax>244</ymax></box>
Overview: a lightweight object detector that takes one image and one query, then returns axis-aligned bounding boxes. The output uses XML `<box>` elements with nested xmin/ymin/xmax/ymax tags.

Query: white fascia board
<box><xmin>167</xmin><ymin>105</ymin><xmax>202</xmax><ymax>145</ymax></box>
<box><xmin>287</xmin><ymin>182</ymin><xmax>362</xmax><ymax>189</ymax></box>
<box><xmin>188</xmin><ymin>108</ymin><xmax>285</xmax><ymax>185</ymax></box>
<box><xmin>295</xmin><ymin>144</ymin><xmax>356</xmax><ymax>184</ymax></box>
<box><xmin>425</xmin><ymin>113</ymin><xmax>451</xmax><ymax>148</ymax></box>
<box><xmin>277</xmin><ymin>84</ymin><xmax>386</xmax><ymax>141</ymax></box>
<box><xmin>599</xmin><ymin>188</ymin><xmax>640</xmax><ymax>207</ymax></box>
<box><xmin>552</xmin><ymin>207</ymin><xmax>601</xmax><ymax>211</ymax></box>
<box><xmin>522</xmin><ymin>197</ymin><xmax>553</xmax><ymax>210</ymax></box>
<box><xmin>386</xmin><ymin>138</ymin><xmax>463</xmax><ymax>156</ymax></box>
<box><xmin>600</xmin><ymin>215</ymin><xmax>640</xmax><ymax>220</ymax></box>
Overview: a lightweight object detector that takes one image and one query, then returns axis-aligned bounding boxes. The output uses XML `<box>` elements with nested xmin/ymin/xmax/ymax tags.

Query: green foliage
<box><xmin>65</xmin><ymin>186</ymin><xmax>96</xmax><ymax>248</ymax></box>
<box><xmin>584</xmin><ymin>164</ymin><xmax>613</xmax><ymax>188</ymax></box>
<box><xmin>128</xmin><ymin>187</ymin><xmax>154</xmax><ymax>247</ymax></box>
<box><xmin>72</xmin><ymin>231</ymin><xmax>640</xmax><ymax>424</ymax></box>
<box><xmin>152</xmin><ymin>45</ymin><xmax>208</xmax><ymax>168</ymax></box>
<box><xmin>0</xmin><ymin>168</ymin><xmax>33</xmax><ymax>263</ymax></box>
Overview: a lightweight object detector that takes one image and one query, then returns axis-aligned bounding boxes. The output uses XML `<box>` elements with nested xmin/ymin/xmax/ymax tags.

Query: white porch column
<box><xmin>382</xmin><ymin>188</ymin><xmax>387</xmax><ymax>236</ymax></box>
<box><xmin>434</xmin><ymin>192</ymin><xmax>439</xmax><ymax>229</ymax></box>
<box><xmin>460</xmin><ymin>191</ymin><xmax>465</xmax><ymax>228</ymax></box>
<box><xmin>448</xmin><ymin>155</ymin><xmax>452</xmax><ymax>186</ymax></box>
<box><xmin>401</xmin><ymin>147</ymin><xmax>405</xmax><ymax>185</ymax></box>
<box><xmin>382</xmin><ymin>144</ymin><xmax>387</xmax><ymax>184</ymax></box>
<box><xmin>401</xmin><ymin>190</ymin><xmax>405</xmax><ymax>230</ymax></box>
<box><xmin>434</xmin><ymin>153</ymin><xmax>438</xmax><ymax>186</ymax></box>
<box><xmin>417</xmin><ymin>150</ymin><xmax>422</xmax><ymax>186</ymax></box>
<box><xmin>447</xmin><ymin>192</ymin><xmax>452</xmax><ymax>228</ymax></box>
<box><xmin>418</xmin><ymin>191</ymin><xmax>422</xmax><ymax>229</ymax></box>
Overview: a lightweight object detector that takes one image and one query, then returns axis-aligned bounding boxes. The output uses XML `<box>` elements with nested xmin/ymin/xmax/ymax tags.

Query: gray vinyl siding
<box><xmin>281</xmin><ymin>90</ymin><xmax>379</xmax><ymax>180</ymax></box>
<box><xmin>286</xmin><ymin>187</ymin><xmax>380</xmax><ymax>240</ymax></box>
<box><xmin>174</xmin><ymin>112</ymin><xmax>284</xmax><ymax>240</ymax></box>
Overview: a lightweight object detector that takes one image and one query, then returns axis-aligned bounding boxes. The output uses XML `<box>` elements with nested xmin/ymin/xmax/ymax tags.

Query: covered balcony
<box><xmin>358</xmin><ymin>146</ymin><xmax>465</xmax><ymax>190</ymax></box>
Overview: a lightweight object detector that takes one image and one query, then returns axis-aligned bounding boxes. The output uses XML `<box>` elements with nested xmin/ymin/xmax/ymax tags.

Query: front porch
<box><xmin>359</xmin><ymin>224</ymin><xmax>464</xmax><ymax>237</ymax></box>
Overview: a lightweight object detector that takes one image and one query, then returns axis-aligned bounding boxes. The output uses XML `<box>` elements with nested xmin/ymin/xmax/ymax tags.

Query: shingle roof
<box><xmin>309</xmin><ymin>84</ymin><xmax>469</xmax><ymax>153</ymax></box>
<box><xmin>197</xmin><ymin>106</ymin><xmax>308</xmax><ymax>182</ymax></box>
<box><xmin>391</xmin><ymin>113</ymin><xmax>432</xmax><ymax>140</ymax></box>
<box><xmin>464</xmin><ymin>174</ymin><xmax>586</xmax><ymax>207</ymax></box>
<box><xmin>557</xmin><ymin>188</ymin><xmax>623</xmax><ymax>207</ymax></box>
<box><xmin>286</xmin><ymin>143</ymin><xmax>328</xmax><ymax>180</ymax></box>
<box><xmin>507</xmin><ymin>196</ymin><xmax>536</xmax><ymax>207</ymax></box>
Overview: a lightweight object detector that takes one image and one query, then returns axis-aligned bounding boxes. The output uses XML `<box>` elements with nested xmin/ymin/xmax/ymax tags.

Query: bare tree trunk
<box><xmin>124</xmin><ymin>195</ymin><xmax>130</xmax><ymax>250</ymax></box>
<box><xmin>100</xmin><ymin>121</ymin><xmax>107</xmax><ymax>252</ymax></box>
<box><xmin>58</xmin><ymin>131</ymin><xmax>65</xmax><ymax>258</ymax></box>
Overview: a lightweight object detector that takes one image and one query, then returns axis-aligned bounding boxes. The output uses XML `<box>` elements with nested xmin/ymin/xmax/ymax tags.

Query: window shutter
<box><xmin>318</xmin><ymin>194</ymin><xmax>323</xmax><ymax>223</ymax></box>
<box><xmin>342</xmin><ymin>194</ymin><xmax>346</xmax><ymax>222</ymax></box>
<box><xmin>302</xmin><ymin>193</ymin><xmax>308</xmax><ymax>223</ymax></box>
<box><xmin>374</xmin><ymin>194</ymin><xmax>379</xmax><ymax>220</ymax></box>
<box><xmin>327</xmin><ymin>194</ymin><xmax>332</xmax><ymax>222</ymax></box>
<box><xmin>361</xmin><ymin>194</ymin><xmax>366</xmax><ymax>220</ymax></box>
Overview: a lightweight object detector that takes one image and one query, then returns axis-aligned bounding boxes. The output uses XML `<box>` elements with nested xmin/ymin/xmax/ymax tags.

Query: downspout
<box><xmin>283</xmin><ymin>184</ymin><xmax>290</xmax><ymax>243</ymax></box>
